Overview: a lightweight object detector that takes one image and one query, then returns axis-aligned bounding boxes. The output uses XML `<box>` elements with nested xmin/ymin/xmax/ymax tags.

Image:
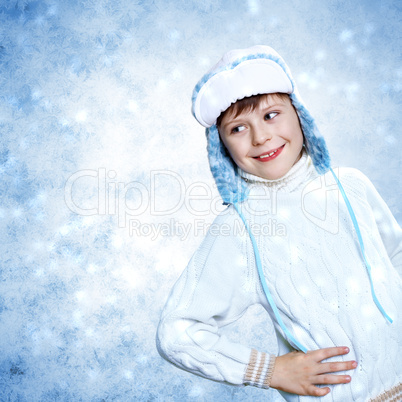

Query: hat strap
<box><xmin>232</xmin><ymin>202</ymin><xmax>309</xmax><ymax>353</ymax></box>
<box><xmin>329</xmin><ymin>168</ymin><xmax>393</xmax><ymax>324</ymax></box>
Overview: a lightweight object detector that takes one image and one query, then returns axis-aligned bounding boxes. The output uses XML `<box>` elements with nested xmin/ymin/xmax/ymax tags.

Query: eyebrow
<box><xmin>261</xmin><ymin>101</ymin><xmax>285</xmax><ymax>109</ymax></box>
<box><xmin>220</xmin><ymin>117</ymin><xmax>243</xmax><ymax>132</ymax></box>
<box><xmin>221</xmin><ymin>102</ymin><xmax>285</xmax><ymax>127</ymax></box>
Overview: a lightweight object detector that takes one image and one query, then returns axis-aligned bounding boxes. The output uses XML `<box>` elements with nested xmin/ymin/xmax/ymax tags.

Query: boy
<box><xmin>156</xmin><ymin>45</ymin><xmax>401</xmax><ymax>400</ymax></box>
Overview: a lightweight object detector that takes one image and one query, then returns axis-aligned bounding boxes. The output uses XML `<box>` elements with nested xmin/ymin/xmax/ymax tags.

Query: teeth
<box><xmin>259</xmin><ymin>150</ymin><xmax>276</xmax><ymax>159</ymax></box>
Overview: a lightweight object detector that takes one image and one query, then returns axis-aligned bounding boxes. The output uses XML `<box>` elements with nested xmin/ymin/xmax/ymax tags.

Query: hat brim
<box><xmin>193</xmin><ymin>58</ymin><xmax>293</xmax><ymax>128</ymax></box>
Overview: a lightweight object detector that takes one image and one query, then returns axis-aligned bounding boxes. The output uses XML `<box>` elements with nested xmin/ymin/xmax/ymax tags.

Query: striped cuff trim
<box><xmin>243</xmin><ymin>349</ymin><xmax>276</xmax><ymax>389</ymax></box>
<box><xmin>369</xmin><ymin>382</ymin><xmax>402</xmax><ymax>402</ymax></box>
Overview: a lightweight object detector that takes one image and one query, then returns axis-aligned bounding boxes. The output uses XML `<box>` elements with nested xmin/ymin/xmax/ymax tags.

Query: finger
<box><xmin>313</xmin><ymin>374</ymin><xmax>352</xmax><ymax>385</ymax></box>
<box><xmin>320</xmin><ymin>360</ymin><xmax>357</xmax><ymax>374</ymax></box>
<box><xmin>306</xmin><ymin>385</ymin><xmax>330</xmax><ymax>397</ymax></box>
<box><xmin>308</xmin><ymin>346</ymin><xmax>350</xmax><ymax>361</ymax></box>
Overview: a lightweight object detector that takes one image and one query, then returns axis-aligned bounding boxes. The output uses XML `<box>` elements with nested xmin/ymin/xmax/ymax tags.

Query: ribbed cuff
<box><xmin>243</xmin><ymin>349</ymin><xmax>276</xmax><ymax>389</ymax></box>
<box><xmin>369</xmin><ymin>382</ymin><xmax>402</xmax><ymax>402</ymax></box>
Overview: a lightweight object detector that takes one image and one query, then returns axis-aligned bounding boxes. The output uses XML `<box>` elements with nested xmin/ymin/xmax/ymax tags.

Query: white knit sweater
<box><xmin>156</xmin><ymin>151</ymin><xmax>402</xmax><ymax>401</ymax></box>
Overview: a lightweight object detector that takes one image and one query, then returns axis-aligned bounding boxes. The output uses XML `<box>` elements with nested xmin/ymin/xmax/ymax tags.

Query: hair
<box><xmin>216</xmin><ymin>92</ymin><xmax>290</xmax><ymax>129</ymax></box>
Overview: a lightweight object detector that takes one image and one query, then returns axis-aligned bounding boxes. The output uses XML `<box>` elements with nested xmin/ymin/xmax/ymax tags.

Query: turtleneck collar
<box><xmin>237</xmin><ymin>147</ymin><xmax>316</xmax><ymax>192</ymax></box>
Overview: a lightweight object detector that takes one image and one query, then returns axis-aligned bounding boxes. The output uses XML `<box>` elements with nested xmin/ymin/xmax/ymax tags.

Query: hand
<box><xmin>270</xmin><ymin>347</ymin><xmax>357</xmax><ymax>397</ymax></box>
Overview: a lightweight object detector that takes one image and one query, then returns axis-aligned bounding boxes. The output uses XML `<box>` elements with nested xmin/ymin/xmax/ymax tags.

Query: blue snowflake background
<box><xmin>0</xmin><ymin>0</ymin><xmax>400</xmax><ymax>400</ymax></box>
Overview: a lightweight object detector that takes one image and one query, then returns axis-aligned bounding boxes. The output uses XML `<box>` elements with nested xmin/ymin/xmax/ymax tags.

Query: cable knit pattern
<box><xmin>156</xmin><ymin>154</ymin><xmax>402</xmax><ymax>401</ymax></box>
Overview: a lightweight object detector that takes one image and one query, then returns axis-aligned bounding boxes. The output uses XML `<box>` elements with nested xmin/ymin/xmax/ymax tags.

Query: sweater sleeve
<box><xmin>360</xmin><ymin>171</ymin><xmax>402</xmax><ymax>273</ymax></box>
<box><xmin>156</xmin><ymin>210</ymin><xmax>276</xmax><ymax>388</ymax></box>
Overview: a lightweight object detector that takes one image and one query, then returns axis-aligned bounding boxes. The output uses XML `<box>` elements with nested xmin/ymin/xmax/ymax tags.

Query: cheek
<box><xmin>226</xmin><ymin>141</ymin><xmax>248</xmax><ymax>163</ymax></box>
<box><xmin>221</xmin><ymin>137</ymin><xmax>242</xmax><ymax>158</ymax></box>
<box><xmin>288</xmin><ymin>120</ymin><xmax>304</xmax><ymax>144</ymax></box>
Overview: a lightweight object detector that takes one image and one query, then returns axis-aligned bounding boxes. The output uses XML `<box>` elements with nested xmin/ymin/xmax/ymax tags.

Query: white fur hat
<box><xmin>191</xmin><ymin>45</ymin><xmax>331</xmax><ymax>204</ymax></box>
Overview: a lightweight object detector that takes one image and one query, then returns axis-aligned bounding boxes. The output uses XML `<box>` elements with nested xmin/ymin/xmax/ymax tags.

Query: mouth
<box><xmin>253</xmin><ymin>145</ymin><xmax>285</xmax><ymax>162</ymax></box>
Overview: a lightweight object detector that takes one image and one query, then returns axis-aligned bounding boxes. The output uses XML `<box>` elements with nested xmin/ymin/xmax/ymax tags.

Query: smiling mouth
<box><xmin>253</xmin><ymin>145</ymin><xmax>285</xmax><ymax>161</ymax></box>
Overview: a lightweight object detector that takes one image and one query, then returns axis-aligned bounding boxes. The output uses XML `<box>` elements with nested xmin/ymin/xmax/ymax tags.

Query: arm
<box><xmin>156</xmin><ymin>211</ymin><xmax>357</xmax><ymax>393</ymax></box>
<box><xmin>362</xmin><ymin>172</ymin><xmax>402</xmax><ymax>272</ymax></box>
<box><xmin>157</xmin><ymin>210</ymin><xmax>356</xmax><ymax>396</ymax></box>
<box><xmin>156</xmin><ymin>211</ymin><xmax>275</xmax><ymax>387</ymax></box>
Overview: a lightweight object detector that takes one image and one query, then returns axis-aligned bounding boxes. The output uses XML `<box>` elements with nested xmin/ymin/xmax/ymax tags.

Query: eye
<box><xmin>231</xmin><ymin>125</ymin><xmax>246</xmax><ymax>134</ymax></box>
<box><xmin>264</xmin><ymin>112</ymin><xmax>278</xmax><ymax>120</ymax></box>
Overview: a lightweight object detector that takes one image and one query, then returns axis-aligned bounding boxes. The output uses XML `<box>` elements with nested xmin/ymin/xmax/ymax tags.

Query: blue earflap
<box><xmin>206</xmin><ymin>125</ymin><xmax>249</xmax><ymax>204</ymax></box>
<box><xmin>289</xmin><ymin>93</ymin><xmax>331</xmax><ymax>175</ymax></box>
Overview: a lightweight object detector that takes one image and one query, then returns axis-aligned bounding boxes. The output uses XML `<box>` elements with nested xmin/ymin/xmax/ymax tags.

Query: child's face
<box><xmin>219</xmin><ymin>94</ymin><xmax>304</xmax><ymax>180</ymax></box>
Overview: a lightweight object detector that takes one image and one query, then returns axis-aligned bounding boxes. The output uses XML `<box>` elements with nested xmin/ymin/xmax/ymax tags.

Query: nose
<box><xmin>251</xmin><ymin>125</ymin><xmax>271</xmax><ymax>146</ymax></box>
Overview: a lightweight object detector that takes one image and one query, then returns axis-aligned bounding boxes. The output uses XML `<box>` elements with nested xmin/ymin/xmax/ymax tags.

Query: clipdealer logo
<box><xmin>64</xmin><ymin>169</ymin><xmax>227</xmax><ymax>228</ymax></box>
<box><xmin>64</xmin><ymin>168</ymin><xmax>340</xmax><ymax>236</ymax></box>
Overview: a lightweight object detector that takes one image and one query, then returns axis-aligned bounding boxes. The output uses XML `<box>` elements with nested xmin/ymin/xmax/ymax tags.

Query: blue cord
<box><xmin>329</xmin><ymin>168</ymin><xmax>393</xmax><ymax>324</ymax></box>
<box><xmin>232</xmin><ymin>202</ymin><xmax>308</xmax><ymax>353</ymax></box>
<box><xmin>233</xmin><ymin>170</ymin><xmax>392</xmax><ymax>353</ymax></box>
